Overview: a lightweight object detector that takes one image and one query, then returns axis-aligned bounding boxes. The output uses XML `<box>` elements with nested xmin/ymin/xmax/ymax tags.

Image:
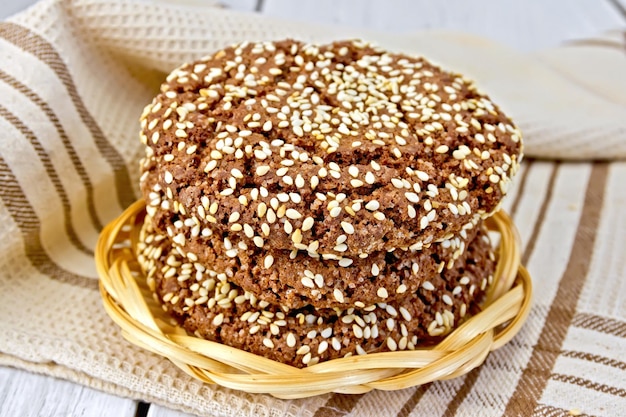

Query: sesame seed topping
<box><xmin>256</xmin><ymin>165</ymin><xmax>270</xmax><ymax>176</ymax></box>
<box><xmin>292</xmin><ymin>228</ymin><xmax>303</xmax><ymax>244</ymax></box>
<box><xmin>340</xmin><ymin>221</ymin><xmax>355</xmax><ymax>234</ymax></box>
<box><xmin>353</xmin><ymin>324</ymin><xmax>364</xmax><ymax>339</ymax></box>
<box><xmin>399</xmin><ymin>307</ymin><xmax>412</xmax><ymax>321</ymax></box>
<box><xmin>295</xmin><ymin>174</ymin><xmax>305</xmax><ymax>188</ymax></box>
<box><xmin>373</xmin><ymin>212</ymin><xmax>386</xmax><ymax>221</ymax></box>
<box><xmin>253</xmin><ymin>236</ymin><xmax>264</xmax><ymax>247</ymax></box>
<box><xmin>365</xmin><ymin>200</ymin><xmax>380</xmax><ymax>211</ymax></box>
<box><xmin>302</xmin><ymin>217</ymin><xmax>315</xmax><ymax>231</ymax></box>
<box><xmin>296</xmin><ymin>345</ymin><xmax>310</xmax><ymax>356</ymax></box>
<box><xmin>301</xmin><ymin>276</ymin><xmax>315</xmax><ymax>288</ymax></box>
<box><xmin>338</xmin><ymin>258</ymin><xmax>353</xmax><ymax>267</ymax></box>
<box><xmin>391</xmin><ymin>178</ymin><xmax>404</xmax><ymax>189</ymax></box>
<box><xmin>405</xmin><ymin>192</ymin><xmax>419</xmax><ymax>203</ymax></box>
<box><xmin>286</xmin><ymin>208</ymin><xmax>302</xmax><ymax>220</ymax></box>
<box><xmin>212</xmin><ymin>313</ymin><xmax>224</xmax><ymax>326</ymax></box>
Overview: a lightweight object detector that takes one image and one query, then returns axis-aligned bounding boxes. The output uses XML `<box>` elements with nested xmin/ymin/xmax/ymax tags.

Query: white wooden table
<box><xmin>1</xmin><ymin>0</ymin><xmax>625</xmax><ymax>416</ymax></box>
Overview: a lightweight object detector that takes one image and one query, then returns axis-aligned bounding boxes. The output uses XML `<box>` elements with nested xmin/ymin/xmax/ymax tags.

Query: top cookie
<box><xmin>140</xmin><ymin>39</ymin><xmax>522</xmax><ymax>258</ymax></box>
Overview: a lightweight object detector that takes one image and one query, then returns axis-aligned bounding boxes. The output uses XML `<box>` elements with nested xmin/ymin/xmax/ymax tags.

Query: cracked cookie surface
<box><xmin>139</xmin><ymin>39</ymin><xmax>523</xmax><ymax>261</ymax></box>
<box><xmin>138</xmin><ymin>215</ymin><xmax>495</xmax><ymax>368</ymax></box>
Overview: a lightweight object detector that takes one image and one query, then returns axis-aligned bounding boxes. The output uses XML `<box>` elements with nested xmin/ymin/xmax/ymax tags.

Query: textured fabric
<box><xmin>0</xmin><ymin>1</ymin><xmax>624</xmax><ymax>416</ymax></box>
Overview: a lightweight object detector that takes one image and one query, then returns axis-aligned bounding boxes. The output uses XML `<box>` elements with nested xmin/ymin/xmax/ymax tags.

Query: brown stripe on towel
<box><xmin>510</xmin><ymin>159</ymin><xmax>534</xmax><ymax>219</ymax></box>
<box><xmin>440</xmin><ymin>161</ymin><xmax>558</xmax><ymax>417</ymax></box>
<box><xmin>0</xmin><ymin>68</ymin><xmax>103</xmax><ymax>231</ymax></box>
<box><xmin>394</xmin><ymin>385</ymin><xmax>430</xmax><ymax>417</ymax></box>
<box><xmin>0</xmin><ymin>22</ymin><xmax>135</xmax><ymax>209</ymax></box>
<box><xmin>521</xmin><ymin>162</ymin><xmax>560</xmax><ymax>265</ymax></box>
<box><xmin>0</xmin><ymin>153</ymin><xmax>96</xmax><ymax>290</ymax></box>
<box><xmin>533</xmin><ymin>404</ymin><xmax>596</xmax><ymax>417</ymax></box>
<box><xmin>0</xmin><ymin>104</ymin><xmax>92</xmax><ymax>255</ymax></box>
<box><xmin>561</xmin><ymin>351</ymin><xmax>626</xmax><ymax>372</ymax></box>
<box><xmin>504</xmin><ymin>162</ymin><xmax>609</xmax><ymax>416</ymax></box>
<box><xmin>550</xmin><ymin>374</ymin><xmax>626</xmax><ymax>398</ymax></box>
<box><xmin>572</xmin><ymin>313</ymin><xmax>626</xmax><ymax>338</ymax></box>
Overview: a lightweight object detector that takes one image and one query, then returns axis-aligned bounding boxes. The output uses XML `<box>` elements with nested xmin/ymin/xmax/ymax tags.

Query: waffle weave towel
<box><xmin>0</xmin><ymin>1</ymin><xmax>624</xmax><ymax>415</ymax></box>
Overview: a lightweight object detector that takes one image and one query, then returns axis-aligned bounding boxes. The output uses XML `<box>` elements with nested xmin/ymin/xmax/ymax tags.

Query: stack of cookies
<box><xmin>136</xmin><ymin>40</ymin><xmax>523</xmax><ymax>367</ymax></box>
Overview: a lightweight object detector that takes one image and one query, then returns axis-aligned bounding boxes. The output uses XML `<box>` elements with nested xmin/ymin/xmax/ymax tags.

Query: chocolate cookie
<box><xmin>139</xmin><ymin>39</ymin><xmax>523</xmax><ymax>260</ymax></box>
<box><xmin>137</xmin><ymin>215</ymin><xmax>495</xmax><ymax>368</ymax></box>
<box><xmin>148</xmin><ymin>206</ymin><xmax>482</xmax><ymax>310</ymax></box>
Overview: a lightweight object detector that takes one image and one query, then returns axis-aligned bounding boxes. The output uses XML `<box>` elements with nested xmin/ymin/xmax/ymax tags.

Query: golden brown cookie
<box><xmin>139</xmin><ymin>39</ymin><xmax>523</xmax><ymax>263</ymax></box>
<box><xmin>137</xmin><ymin>216</ymin><xmax>495</xmax><ymax>368</ymax></box>
<box><xmin>148</xmin><ymin>206</ymin><xmax>481</xmax><ymax>310</ymax></box>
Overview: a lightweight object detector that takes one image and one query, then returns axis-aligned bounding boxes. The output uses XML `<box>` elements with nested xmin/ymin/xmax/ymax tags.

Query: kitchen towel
<box><xmin>0</xmin><ymin>0</ymin><xmax>624</xmax><ymax>416</ymax></box>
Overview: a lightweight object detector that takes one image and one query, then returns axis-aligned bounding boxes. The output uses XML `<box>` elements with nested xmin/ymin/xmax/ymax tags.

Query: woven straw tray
<box><xmin>96</xmin><ymin>200</ymin><xmax>532</xmax><ymax>399</ymax></box>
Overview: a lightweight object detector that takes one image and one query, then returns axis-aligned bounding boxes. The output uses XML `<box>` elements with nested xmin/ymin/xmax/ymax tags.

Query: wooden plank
<box><xmin>0</xmin><ymin>0</ymin><xmax>37</xmax><ymax>19</ymax></box>
<box><xmin>0</xmin><ymin>367</ymin><xmax>137</xmax><ymax>417</ymax></box>
<box><xmin>1</xmin><ymin>1</ymin><xmax>623</xmax><ymax>417</ymax></box>
<box><xmin>607</xmin><ymin>0</ymin><xmax>626</xmax><ymax>18</ymax></box>
<box><xmin>260</xmin><ymin>0</ymin><xmax>626</xmax><ymax>51</ymax></box>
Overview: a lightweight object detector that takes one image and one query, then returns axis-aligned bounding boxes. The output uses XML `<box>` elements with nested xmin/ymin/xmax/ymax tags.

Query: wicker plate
<box><xmin>96</xmin><ymin>200</ymin><xmax>532</xmax><ymax>399</ymax></box>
